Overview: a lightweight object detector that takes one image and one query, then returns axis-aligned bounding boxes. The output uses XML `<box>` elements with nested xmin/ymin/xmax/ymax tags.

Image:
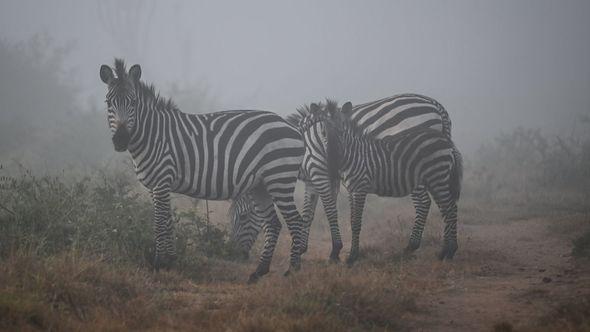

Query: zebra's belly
<box><xmin>370</xmin><ymin>180</ymin><xmax>413</xmax><ymax>198</ymax></box>
<box><xmin>176</xmin><ymin>189</ymin><xmax>232</xmax><ymax>201</ymax></box>
<box><xmin>372</xmin><ymin>187</ymin><xmax>408</xmax><ymax>198</ymax></box>
<box><xmin>171</xmin><ymin>172</ymin><xmax>257</xmax><ymax>201</ymax></box>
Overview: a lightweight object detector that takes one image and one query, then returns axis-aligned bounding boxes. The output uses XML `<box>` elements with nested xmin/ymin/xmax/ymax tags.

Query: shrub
<box><xmin>572</xmin><ymin>230</ymin><xmax>590</xmax><ymax>258</ymax></box>
<box><xmin>0</xmin><ymin>167</ymin><xmax>239</xmax><ymax>267</ymax></box>
<box><xmin>467</xmin><ymin>126</ymin><xmax>590</xmax><ymax>211</ymax></box>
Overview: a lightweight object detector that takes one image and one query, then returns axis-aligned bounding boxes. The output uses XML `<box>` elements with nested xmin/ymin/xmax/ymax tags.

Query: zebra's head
<box><xmin>229</xmin><ymin>196</ymin><xmax>262</xmax><ymax>259</ymax></box>
<box><xmin>99</xmin><ymin>59</ymin><xmax>142</xmax><ymax>152</ymax></box>
<box><xmin>299</xmin><ymin>101</ymin><xmax>350</xmax><ymax>181</ymax></box>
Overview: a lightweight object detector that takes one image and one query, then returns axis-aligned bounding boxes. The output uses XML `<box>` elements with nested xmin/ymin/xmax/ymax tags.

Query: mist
<box><xmin>1</xmin><ymin>0</ymin><xmax>589</xmax><ymax>153</ymax></box>
<box><xmin>1</xmin><ymin>1</ymin><xmax>590</xmax><ymax>330</ymax></box>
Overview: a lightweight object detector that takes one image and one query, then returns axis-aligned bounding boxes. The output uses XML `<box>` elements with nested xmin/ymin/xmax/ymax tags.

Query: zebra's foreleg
<box><xmin>405</xmin><ymin>185</ymin><xmax>431</xmax><ymax>254</ymax></box>
<box><xmin>347</xmin><ymin>191</ymin><xmax>367</xmax><ymax>265</ymax></box>
<box><xmin>248</xmin><ymin>204</ymin><xmax>280</xmax><ymax>283</ymax></box>
<box><xmin>318</xmin><ymin>190</ymin><xmax>343</xmax><ymax>262</ymax></box>
<box><xmin>151</xmin><ymin>185</ymin><xmax>176</xmax><ymax>271</ymax></box>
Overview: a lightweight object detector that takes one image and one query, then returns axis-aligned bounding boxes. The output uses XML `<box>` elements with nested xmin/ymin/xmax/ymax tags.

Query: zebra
<box><xmin>99</xmin><ymin>59</ymin><xmax>305</xmax><ymax>282</ymax></box>
<box><xmin>231</xmin><ymin>94</ymin><xmax>453</xmax><ymax>261</ymax></box>
<box><xmin>299</xmin><ymin>101</ymin><xmax>463</xmax><ymax>262</ymax></box>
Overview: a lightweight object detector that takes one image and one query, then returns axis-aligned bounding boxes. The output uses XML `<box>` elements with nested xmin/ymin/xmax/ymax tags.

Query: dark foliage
<box><xmin>0</xmin><ymin>168</ymin><xmax>240</xmax><ymax>266</ymax></box>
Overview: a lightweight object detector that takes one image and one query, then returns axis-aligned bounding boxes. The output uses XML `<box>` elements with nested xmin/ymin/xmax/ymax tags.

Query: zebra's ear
<box><xmin>341</xmin><ymin>101</ymin><xmax>352</xmax><ymax>113</ymax></box>
<box><xmin>310</xmin><ymin>103</ymin><xmax>320</xmax><ymax>115</ymax></box>
<box><xmin>100</xmin><ymin>65</ymin><xmax>114</xmax><ymax>84</ymax></box>
<box><xmin>129</xmin><ymin>64</ymin><xmax>142</xmax><ymax>82</ymax></box>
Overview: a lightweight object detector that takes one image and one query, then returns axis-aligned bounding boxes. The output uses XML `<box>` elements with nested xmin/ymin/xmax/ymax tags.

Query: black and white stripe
<box><xmin>231</xmin><ymin>94</ymin><xmax>453</xmax><ymax>260</ymax></box>
<box><xmin>100</xmin><ymin>59</ymin><xmax>305</xmax><ymax>281</ymax></box>
<box><xmin>303</xmin><ymin>102</ymin><xmax>463</xmax><ymax>262</ymax></box>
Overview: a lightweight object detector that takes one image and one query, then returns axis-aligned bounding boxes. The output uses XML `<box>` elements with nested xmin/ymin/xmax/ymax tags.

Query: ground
<box><xmin>401</xmin><ymin>214</ymin><xmax>590</xmax><ymax>331</ymax></box>
<box><xmin>1</xmin><ymin>197</ymin><xmax>590</xmax><ymax>331</ymax></box>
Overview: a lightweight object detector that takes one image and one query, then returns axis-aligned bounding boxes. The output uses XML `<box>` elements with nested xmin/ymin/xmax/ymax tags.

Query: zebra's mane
<box><xmin>138</xmin><ymin>82</ymin><xmax>178</xmax><ymax>111</ymax></box>
<box><xmin>287</xmin><ymin>99</ymin><xmax>340</xmax><ymax>130</ymax></box>
<box><xmin>111</xmin><ymin>59</ymin><xmax>178</xmax><ymax>112</ymax></box>
<box><xmin>285</xmin><ymin>102</ymin><xmax>325</xmax><ymax>129</ymax></box>
<box><xmin>285</xmin><ymin>105</ymin><xmax>310</xmax><ymax>128</ymax></box>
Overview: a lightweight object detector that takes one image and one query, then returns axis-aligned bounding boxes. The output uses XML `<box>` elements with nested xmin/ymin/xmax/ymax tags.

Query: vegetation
<box><xmin>0</xmin><ymin>167</ymin><xmax>239</xmax><ymax>267</ymax></box>
<box><xmin>465</xmin><ymin>126</ymin><xmax>590</xmax><ymax>213</ymax></box>
<box><xmin>572</xmin><ymin>230</ymin><xmax>590</xmax><ymax>258</ymax></box>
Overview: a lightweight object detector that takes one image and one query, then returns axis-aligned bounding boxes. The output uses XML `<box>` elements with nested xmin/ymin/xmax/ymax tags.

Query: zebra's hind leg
<box><xmin>247</xmin><ymin>199</ymin><xmax>280</xmax><ymax>284</ymax></box>
<box><xmin>439</xmin><ymin>201</ymin><xmax>458</xmax><ymax>260</ymax></box>
<box><xmin>300</xmin><ymin>182</ymin><xmax>319</xmax><ymax>255</ymax></box>
<box><xmin>268</xmin><ymin>193</ymin><xmax>305</xmax><ymax>275</ymax></box>
<box><xmin>404</xmin><ymin>185</ymin><xmax>431</xmax><ymax>254</ymax></box>
<box><xmin>431</xmin><ymin>187</ymin><xmax>458</xmax><ymax>260</ymax></box>
<box><xmin>347</xmin><ymin>191</ymin><xmax>367</xmax><ymax>265</ymax></box>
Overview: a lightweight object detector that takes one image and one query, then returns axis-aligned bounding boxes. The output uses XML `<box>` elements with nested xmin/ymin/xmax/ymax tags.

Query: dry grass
<box><xmin>0</xmin><ymin>247</ymin><xmax>423</xmax><ymax>331</ymax></box>
<box><xmin>2</xmin><ymin>206</ymin><xmax>590</xmax><ymax>331</ymax></box>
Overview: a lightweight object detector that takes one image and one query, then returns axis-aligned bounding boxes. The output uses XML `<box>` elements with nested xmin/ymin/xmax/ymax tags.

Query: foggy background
<box><xmin>1</xmin><ymin>0</ymin><xmax>589</xmax><ymax>157</ymax></box>
<box><xmin>1</xmin><ymin>4</ymin><xmax>590</xmax><ymax>329</ymax></box>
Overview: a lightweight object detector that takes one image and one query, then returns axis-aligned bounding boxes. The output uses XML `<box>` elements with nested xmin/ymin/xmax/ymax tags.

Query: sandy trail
<box><xmin>399</xmin><ymin>214</ymin><xmax>590</xmax><ymax>331</ymax></box>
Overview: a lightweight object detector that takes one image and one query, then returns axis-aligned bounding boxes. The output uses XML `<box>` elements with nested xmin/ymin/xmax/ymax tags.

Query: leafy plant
<box><xmin>0</xmin><ymin>167</ymin><xmax>240</xmax><ymax>267</ymax></box>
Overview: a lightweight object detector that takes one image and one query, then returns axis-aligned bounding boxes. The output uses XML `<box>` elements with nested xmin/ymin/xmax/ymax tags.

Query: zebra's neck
<box><xmin>126</xmin><ymin>94</ymin><xmax>181</xmax><ymax>187</ymax></box>
<box><xmin>337</xmin><ymin>129</ymin><xmax>377</xmax><ymax>188</ymax></box>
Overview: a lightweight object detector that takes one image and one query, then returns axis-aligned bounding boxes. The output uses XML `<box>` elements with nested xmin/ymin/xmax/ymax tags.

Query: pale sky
<box><xmin>1</xmin><ymin>0</ymin><xmax>589</xmax><ymax>151</ymax></box>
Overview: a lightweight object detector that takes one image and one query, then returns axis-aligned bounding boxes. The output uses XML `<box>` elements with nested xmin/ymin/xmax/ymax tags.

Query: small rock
<box><xmin>542</xmin><ymin>277</ymin><xmax>552</xmax><ymax>283</ymax></box>
<box><xmin>538</xmin><ymin>269</ymin><xmax>546</xmax><ymax>273</ymax></box>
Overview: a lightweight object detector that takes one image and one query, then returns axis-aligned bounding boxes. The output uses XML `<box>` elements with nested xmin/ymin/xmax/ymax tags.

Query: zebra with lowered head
<box><xmin>231</xmin><ymin>94</ymin><xmax>454</xmax><ymax>261</ymax></box>
<box><xmin>298</xmin><ymin>101</ymin><xmax>463</xmax><ymax>263</ymax></box>
<box><xmin>99</xmin><ymin>59</ymin><xmax>305</xmax><ymax>282</ymax></box>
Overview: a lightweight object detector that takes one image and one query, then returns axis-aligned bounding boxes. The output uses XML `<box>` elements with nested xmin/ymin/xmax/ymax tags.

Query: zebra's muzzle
<box><xmin>112</xmin><ymin>125</ymin><xmax>130</xmax><ymax>152</ymax></box>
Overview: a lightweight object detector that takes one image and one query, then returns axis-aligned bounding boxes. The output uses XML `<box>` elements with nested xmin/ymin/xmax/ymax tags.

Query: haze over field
<box><xmin>1</xmin><ymin>2</ymin><xmax>590</xmax><ymax>331</ymax></box>
<box><xmin>1</xmin><ymin>0</ymin><xmax>589</xmax><ymax>152</ymax></box>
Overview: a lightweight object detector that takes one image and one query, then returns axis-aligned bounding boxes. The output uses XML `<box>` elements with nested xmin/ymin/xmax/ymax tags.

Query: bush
<box><xmin>572</xmin><ymin>230</ymin><xmax>590</xmax><ymax>258</ymax></box>
<box><xmin>467</xmin><ymin>126</ymin><xmax>590</xmax><ymax>210</ymax></box>
<box><xmin>0</xmin><ymin>167</ymin><xmax>240</xmax><ymax>267</ymax></box>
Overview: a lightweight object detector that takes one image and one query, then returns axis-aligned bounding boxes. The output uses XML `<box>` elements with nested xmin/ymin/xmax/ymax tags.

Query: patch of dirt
<box><xmin>399</xmin><ymin>214</ymin><xmax>590</xmax><ymax>331</ymax></box>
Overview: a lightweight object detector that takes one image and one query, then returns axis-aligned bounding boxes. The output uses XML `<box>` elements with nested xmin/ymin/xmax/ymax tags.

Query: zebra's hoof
<box><xmin>405</xmin><ymin>240</ymin><xmax>421</xmax><ymax>253</ymax></box>
<box><xmin>247</xmin><ymin>273</ymin><xmax>260</xmax><ymax>284</ymax></box>
<box><xmin>329</xmin><ymin>244</ymin><xmax>343</xmax><ymax>262</ymax></box>
<box><xmin>329</xmin><ymin>253</ymin><xmax>340</xmax><ymax>262</ymax></box>
<box><xmin>346</xmin><ymin>253</ymin><xmax>359</xmax><ymax>266</ymax></box>
<box><xmin>284</xmin><ymin>262</ymin><xmax>301</xmax><ymax>277</ymax></box>
<box><xmin>437</xmin><ymin>242</ymin><xmax>458</xmax><ymax>261</ymax></box>
<box><xmin>152</xmin><ymin>253</ymin><xmax>177</xmax><ymax>271</ymax></box>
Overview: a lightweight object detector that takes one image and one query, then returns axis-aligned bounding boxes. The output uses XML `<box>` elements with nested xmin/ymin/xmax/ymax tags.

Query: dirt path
<box><xmin>401</xmin><ymin>214</ymin><xmax>590</xmax><ymax>331</ymax></box>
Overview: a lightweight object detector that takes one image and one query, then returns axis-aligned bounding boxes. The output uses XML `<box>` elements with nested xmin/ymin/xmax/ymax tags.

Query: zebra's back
<box><xmin>344</xmin><ymin>93</ymin><xmax>450</xmax><ymax>140</ymax></box>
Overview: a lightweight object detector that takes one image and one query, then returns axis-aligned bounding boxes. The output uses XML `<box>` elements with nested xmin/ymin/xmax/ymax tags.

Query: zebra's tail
<box><xmin>449</xmin><ymin>144</ymin><xmax>463</xmax><ymax>201</ymax></box>
<box><xmin>428</xmin><ymin>96</ymin><xmax>452</xmax><ymax>139</ymax></box>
